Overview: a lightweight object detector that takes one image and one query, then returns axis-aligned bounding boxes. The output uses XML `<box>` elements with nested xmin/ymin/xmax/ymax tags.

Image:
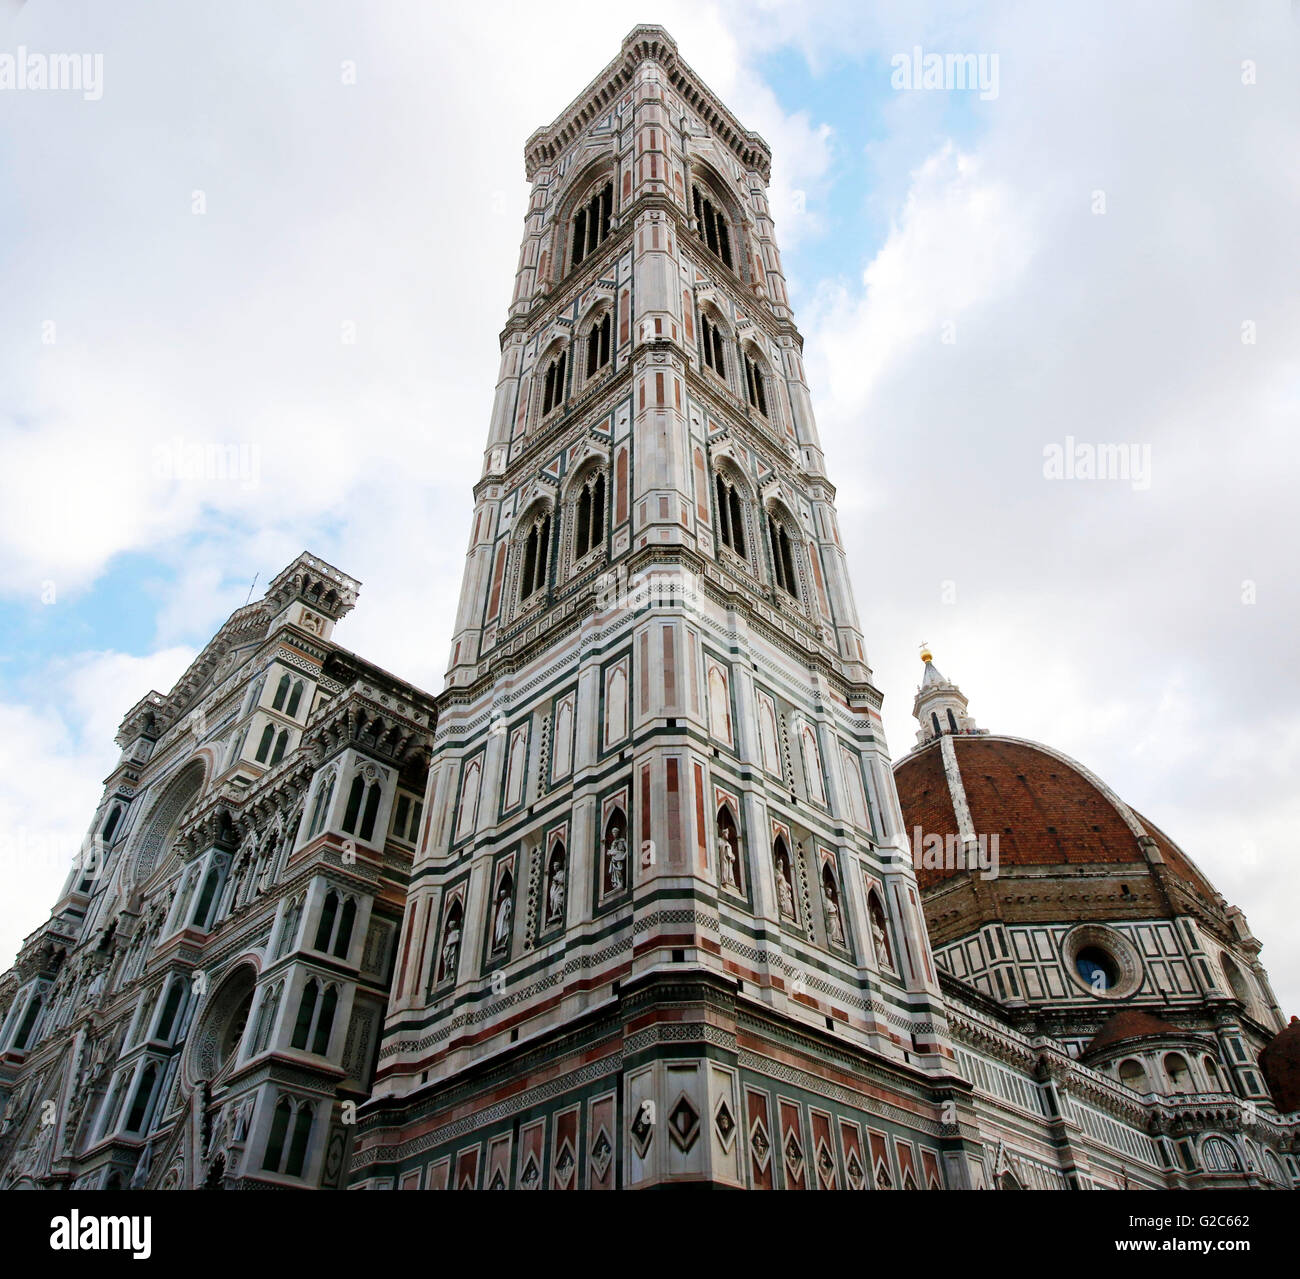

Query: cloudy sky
<box><xmin>1</xmin><ymin>2</ymin><xmax>1297</xmax><ymax>1014</ymax></box>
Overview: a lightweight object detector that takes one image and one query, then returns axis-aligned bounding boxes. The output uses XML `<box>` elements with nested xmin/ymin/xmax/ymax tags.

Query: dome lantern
<box><xmin>912</xmin><ymin>645</ymin><xmax>980</xmax><ymax>745</ymax></box>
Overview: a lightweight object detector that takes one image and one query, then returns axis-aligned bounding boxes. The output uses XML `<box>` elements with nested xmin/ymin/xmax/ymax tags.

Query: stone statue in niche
<box><xmin>719</xmin><ymin>833</ymin><xmax>738</xmax><ymax>890</ymax></box>
<box><xmin>440</xmin><ymin>916</ymin><xmax>461</xmax><ymax>982</ymax></box>
<box><xmin>872</xmin><ymin>917</ymin><xmax>890</xmax><ymax>966</ymax></box>
<box><xmin>605</xmin><ymin>823</ymin><xmax>628</xmax><ymax>893</ymax></box>
<box><xmin>869</xmin><ymin>895</ymin><xmax>895</xmax><ymax>971</ymax></box>
<box><xmin>492</xmin><ymin>883</ymin><xmax>513</xmax><ymax>952</ymax></box>
<box><xmin>825</xmin><ymin>883</ymin><xmax>845</xmax><ymax>946</ymax></box>
<box><xmin>775</xmin><ymin>850</ymin><xmax>796</xmax><ymax>920</ymax></box>
<box><xmin>545</xmin><ymin>854</ymin><xmax>566</xmax><ymax>924</ymax></box>
<box><xmin>608</xmin><ymin>838</ymin><xmax>627</xmax><ymax>889</ymax></box>
<box><xmin>85</xmin><ymin>965</ymin><xmax>107</xmax><ymax>1010</ymax></box>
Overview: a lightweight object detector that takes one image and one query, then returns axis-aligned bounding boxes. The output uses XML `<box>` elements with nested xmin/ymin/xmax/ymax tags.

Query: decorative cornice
<box><xmin>524</xmin><ymin>26</ymin><xmax>771</xmax><ymax>183</ymax></box>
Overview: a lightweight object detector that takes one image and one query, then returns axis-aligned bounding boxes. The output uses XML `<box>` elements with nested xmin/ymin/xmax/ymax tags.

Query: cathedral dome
<box><xmin>1260</xmin><ymin>1017</ymin><xmax>1300</xmax><ymax>1114</ymax></box>
<box><xmin>891</xmin><ymin>653</ymin><xmax>1237</xmax><ymax>963</ymax></box>
<box><xmin>895</xmin><ymin>733</ymin><xmax>1218</xmax><ymax>905</ymax></box>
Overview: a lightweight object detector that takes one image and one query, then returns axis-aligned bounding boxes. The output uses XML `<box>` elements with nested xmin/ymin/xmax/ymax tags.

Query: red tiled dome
<box><xmin>894</xmin><ymin>735</ymin><xmax>1217</xmax><ymax>902</ymax></box>
<box><xmin>1260</xmin><ymin>1016</ymin><xmax>1300</xmax><ymax>1115</ymax></box>
<box><xmin>1084</xmin><ymin>1009</ymin><xmax>1183</xmax><ymax>1056</ymax></box>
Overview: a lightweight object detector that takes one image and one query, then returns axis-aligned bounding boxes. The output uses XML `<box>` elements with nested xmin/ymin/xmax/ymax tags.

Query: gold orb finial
<box><xmin>919</xmin><ymin>642</ymin><xmax>933</xmax><ymax>664</ymax></box>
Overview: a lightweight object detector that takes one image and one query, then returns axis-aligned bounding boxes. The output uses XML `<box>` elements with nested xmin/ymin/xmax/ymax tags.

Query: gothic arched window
<box><xmin>744</xmin><ymin>353</ymin><xmax>768</xmax><ymax>416</ymax></box>
<box><xmin>285</xmin><ymin>1102</ymin><xmax>315</xmax><ymax>1177</ymax></box>
<box><xmin>277</xmin><ymin>897</ymin><xmax>303</xmax><ymax>960</ymax></box>
<box><xmin>243</xmin><ymin>674</ymin><xmax>265</xmax><ymax>716</ymax></box>
<box><xmin>701</xmin><ymin>314</ymin><xmax>727</xmax><ymax>376</ymax></box>
<box><xmin>272</xmin><ymin>672</ymin><xmax>292</xmax><ymax>711</ymax></box>
<box><xmin>286</xmin><ymin>680</ymin><xmax>304</xmax><ymax>718</ymax></box>
<box><xmin>392</xmin><ymin>794</ymin><xmax>411</xmax><ymax>840</ymax></box>
<box><xmin>311</xmin><ymin>986</ymin><xmax>337</xmax><ymax>1055</ymax></box>
<box><xmin>715</xmin><ymin>473</ymin><xmax>746</xmax><ymax>557</ymax></box>
<box><xmin>334</xmin><ymin>898</ymin><xmax>356</xmax><ymax>959</ymax></box>
<box><xmin>359</xmin><ymin>782</ymin><xmax>381</xmax><ymax>842</ymax></box>
<box><xmin>340</xmin><ymin>777</ymin><xmax>381</xmax><ymax>841</ymax></box>
<box><xmin>225</xmin><ymin>727</ymin><xmax>247</xmax><ymax>770</ymax></box>
<box><xmin>290</xmin><ymin>980</ymin><xmax>316</xmax><ymax>1049</ymax></box>
<box><xmin>314</xmin><ymin>890</ymin><xmax>339</xmax><ymax>952</ymax></box>
<box><xmin>1262</xmin><ymin>1149</ymin><xmax>1288</xmax><ymax>1186</ymax></box>
<box><xmin>262</xmin><ymin>1096</ymin><xmax>293</xmax><ymax>1172</ymax></box>
<box><xmin>573</xmin><ymin>472</ymin><xmax>606</xmax><ymax>561</ymax></box>
<box><xmin>586</xmin><ymin>311</ymin><xmax>612</xmax><ymax>378</ymax></box>
<box><xmin>255</xmin><ymin>723</ymin><xmax>275</xmax><ymax>763</ymax></box>
<box><xmin>341</xmin><ymin>776</ymin><xmax>364</xmax><ymax>833</ymax></box>
<box><xmin>519</xmin><ymin>512</ymin><xmax>553</xmax><ymax>602</ymax></box>
<box><xmin>290</xmin><ymin>979</ymin><xmax>325</xmax><ymax>1051</ymax></box>
<box><xmin>571</xmin><ymin>179</ymin><xmax>613</xmax><ymax>270</ymax></box>
<box><xmin>307</xmin><ymin>774</ymin><xmax>335</xmax><ymax>840</ymax></box>
<box><xmin>541</xmin><ymin>350</ymin><xmax>568</xmax><ymax>417</ymax></box>
<box><xmin>192</xmin><ymin>862</ymin><xmax>222</xmax><ymax>929</ymax></box>
<box><xmin>154</xmin><ymin>977</ymin><xmax>186</xmax><ymax>1040</ymax></box>
<box><xmin>250</xmin><ymin>981</ymin><xmax>282</xmax><ymax>1057</ymax></box>
<box><xmin>692</xmin><ymin>183</ymin><xmax>733</xmax><ymax>269</ymax></box>
<box><xmin>1201</xmin><ymin>1135</ymin><xmax>1242</xmax><ymax>1172</ymax></box>
<box><xmin>124</xmin><ymin>1062</ymin><xmax>159</xmax><ymax>1133</ymax></box>
<box><xmin>946</xmin><ymin>709</ymin><xmax>959</xmax><ymax>734</ymax></box>
<box><xmin>269</xmin><ymin>729</ymin><xmax>289</xmax><ymax>766</ymax></box>
<box><xmin>12</xmin><ymin>992</ymin><xmax>43</xmax><ymax>1051</ymax></box>
<box><xmin>767</xmin><ymin>513</ymin><xmax>798</xmax><ymax>598</ymax></box>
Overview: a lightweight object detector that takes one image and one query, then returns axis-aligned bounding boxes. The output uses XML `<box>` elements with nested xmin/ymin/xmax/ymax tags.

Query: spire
<box><xmin>912</xmin><ymin>645</ymin><xmax>980</xmax><ymax>745</ymax></box>
<box><xmin>919</xmin><ymin>644</ymin><xmax>946</xmax><ymax>687</ymax></box>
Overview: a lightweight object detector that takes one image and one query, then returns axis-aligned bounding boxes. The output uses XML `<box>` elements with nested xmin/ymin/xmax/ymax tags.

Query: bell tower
<box><xmin>351</xmin><ymin>26</ymin><xmax>975</xmax><ymax>1192</ymax></box>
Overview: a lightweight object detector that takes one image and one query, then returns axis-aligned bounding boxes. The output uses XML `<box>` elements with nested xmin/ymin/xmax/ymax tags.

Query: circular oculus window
<box><xmin>1062</xmin><ymin>925</ymin><xmax>1142</xmax><ymax>1000</ymax></box>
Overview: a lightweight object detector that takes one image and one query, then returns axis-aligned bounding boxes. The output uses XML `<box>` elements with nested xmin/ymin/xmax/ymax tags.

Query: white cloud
<box><xmin>806</xmin><ymin>140</ymin><xmax>1035</xmax><ymax>420</ymax></box>
<box><xmin>795</xmin><ymin>2</ymin><xmax>1300</xmax><ymax>1013</ymax></box>
<box><xmin>0</xmin><ymin>648</ymin><xmax>193</xmax><ymax>963</ymax></box>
